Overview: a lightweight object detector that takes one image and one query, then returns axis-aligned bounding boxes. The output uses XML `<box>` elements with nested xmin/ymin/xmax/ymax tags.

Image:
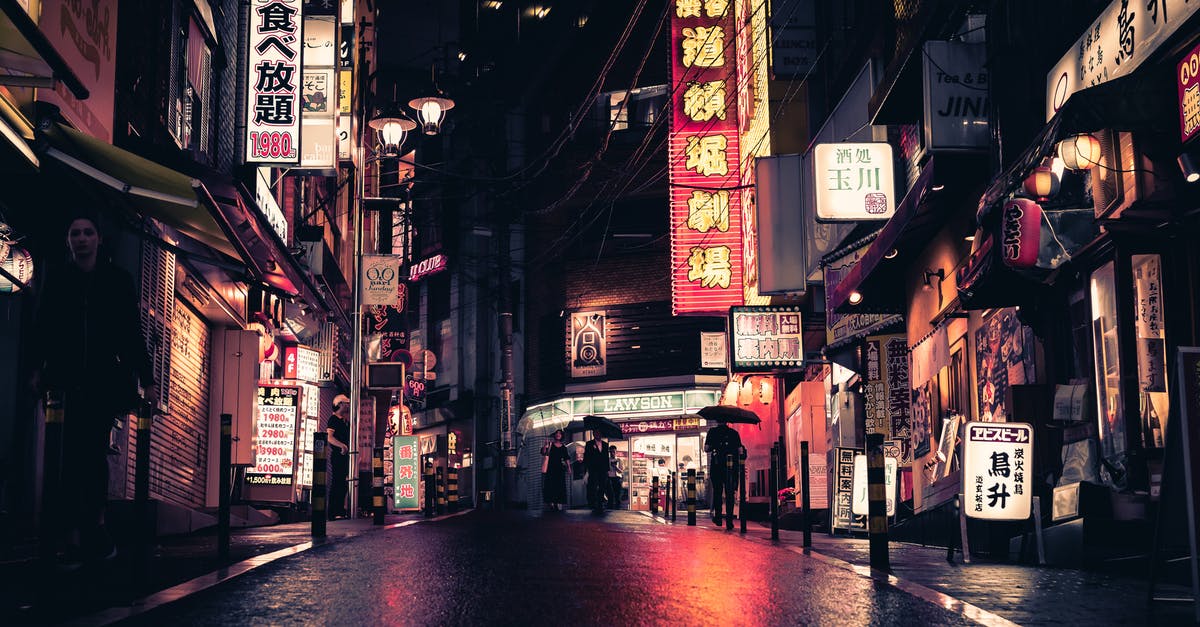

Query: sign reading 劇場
<box><xmin>962</xmin><ymin>422</ymin><xmax>1033</xmax><ymax>520</ymax></box>
<box><xmin>245</xmin><ymin>0</ymin><xmax>303</xmax><ymax>164</ymax></box>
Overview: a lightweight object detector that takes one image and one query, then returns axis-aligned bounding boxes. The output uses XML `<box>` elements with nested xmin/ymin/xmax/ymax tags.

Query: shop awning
<box><xmin>826</xmin><ymin>155</ymin><xmax>988</xmax><ymax>314</ymax></box>
<box><xmin>38</xmin><ymin>123</ymin><xmax>242</xmax><ymax>260</ymax></box>
<box><xmin>976</xmin><ymin>64</ymin><xmax>1175</xmax><ymax>223</ymax></box>
<box><xmin>0</xmin><ymin>0</ymin><xmax>87</xmax><ymax>98</ymax></box>
<box><xmin>0</xmin><ymin>99</ymin><xmax>36</xmax><ymax>169</ymax></box>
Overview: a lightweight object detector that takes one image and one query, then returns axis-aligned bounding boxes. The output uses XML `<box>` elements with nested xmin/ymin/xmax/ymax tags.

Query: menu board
<box><xmin>247</xmin><ymin>383</ymin><xmax>300</xmax><ymax>486</ymax></box>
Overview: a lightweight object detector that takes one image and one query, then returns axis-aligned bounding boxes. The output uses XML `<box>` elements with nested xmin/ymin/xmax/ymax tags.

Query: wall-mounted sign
<box><xmin>283</xmin><ymin>345</ymin><xmax>320</xmax><ymax>381</ymax></box>
<box><xmin>300</xmin><ymin>12</ymin><xmax>336</xmax><ymax>169</ymax></box>
<box><xmin>769</xmin><ymin>0</ymin><xmax>817</xmax><ymax>77</ymax></box>
<box><xmin>570</xmin><ymin>311</ymin><xmax>607</xmax><ymax>378</ymax></box>
<box><xmin>813</xmin><ymin>143</ymin><xmax>895</xmax><ymax>221</ymax></box>
<box><xmin>38</xmin><ymin>0</ymin><xmax>118</xmax><ymax>142</ymax></box>
<box><xmin>1179</xmin><ymin>42</ymin><xmax>1200</xmax><ymax>143</ymax></box>
<box><xmin>669</xmin><ymin>0</ymin><xmax>744</xmax><ymax>315</ymax></box>
<box><xmin>824</xmin><ymin>245</ymin><xmax>894</xmax><ymax>345</ymax></box>
<box><xmin>1047</xmin><ymin>0</ymin><xmax>1200</xmax><ymax>121</ymax></box>
<box><xmin>962</xmin><ymin>422</ymin><xmax>1033</xmax><ymax>520</ymax></box>
<box><xmin>701</xmin><ymin>331</ymin><xmax>727</xmax><ymax>369</ymax></box>
<box><xmin>362</xmin><ymin>254</ymin><xmax>403</xmax><ymax>307</ymax></box>
<box><xmin>409</xmin><ymin>253</ymin><xmax>448</xmax><ymax>282</ymax></box>
<box><xmin>729</xmin><ymin>305</ymin><xmax>803</xmax><ymax>372</ymax></box>
<box><xmin>255</xmin><ymin>167</ymin><xmax>289</xmax><ymax>242</ymax></box>
<box><xmin>921</xmin><ymin>40</ymin><xmax>989</xmax><ymax>151</ymax></box>
<box><xmin>392</xmin><ymin>435</ymin><xmax>420</xmax><ymax>510</ymax></box>
<box><xmin>245</xmin><ymin>0</ymin><xmax>303</xmax><ymax>164</ymax></box>
<box><xmin>864</xmin><ymin>334</ymin><xmax>911</xmax><ymax>461</ymax></box>
<box><xmin>619</xmin><ymin>416</ymin><xmax>701</xmax><ymax>435</ymax></box>
<box><xmin>831</xmin><ymin>447</ymin><xmax>864</xmax><ymax>530</ymax></box>
<box><xmin>248</xmin><ymin>382</ymin><xmax>300</xmax><ymax>486</ymax></box>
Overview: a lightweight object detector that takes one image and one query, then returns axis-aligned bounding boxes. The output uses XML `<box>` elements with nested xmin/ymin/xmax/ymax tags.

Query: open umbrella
<box><xmin>563</xmin><ymin>414</ymin><xmax>624</xmax><ymax>440</ymax></box>
<box><xmin>697</xmin><ymin>405</ymin><xmax>761</xmax><ymax>425</ymax></box>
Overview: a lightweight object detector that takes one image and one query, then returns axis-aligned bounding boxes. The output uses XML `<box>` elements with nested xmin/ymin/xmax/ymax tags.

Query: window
<box><xmin>1091</xmin><ymin>261</ymin><xmax>1125</xmax><ymax>459</ymax></box>
<box><xmin>168</xmin><ymin>4</ymin><xmax>213</xmax><ymax>158</ymax></box>
<box><xmin>1132</xmin><ymin>254</ymin><xmax>1168</xmax><ymax>448</ymax></box>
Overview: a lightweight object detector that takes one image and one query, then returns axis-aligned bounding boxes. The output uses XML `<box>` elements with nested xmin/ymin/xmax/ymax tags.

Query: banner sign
<box><xmin>729</xmin><ymin>305</ymin><xmax>803</xmax><ymax>372</ymax></box>
<box><xmin>669</xmin><ymin>0</ymin><xmax>744</xmax><ymax>314</ymax></box>
<box><xmin>701</xmin><ymin>331</ymin><xmax>727</xmax><ymax>368</ymax></box>
<box><xmin>1179</xmin><ymin>42</ymin><xmax>1200</xmax><ymax>143</ymax></box>
<box><xmin>832</xmin><ymin>447</ymin><xmax>864</xmax><ymax>530</ymax></box>
<box><xmin>851</xmin><ymin>453</ymin><xmax>897</xmax><ymax>516</ymax></box>
<box><xmin>362</xmin><ymin>255</ymin><xmax>403</xmax><ymax>307</ymax></box>
<box><xmin>392</xmin><ymin>435</ymin><xmax>420</xmax><ymax>510</ymax></box>
<box><xmin>245</xmin><ymin>0</ymin><xmax>303</xmax><ymax>164</ymax></box>
<box><xmin>300</xmin><ymin>11</ymin><xmax>336</xmax><ymax>168</ymax></box>
<box><xmin>921</xmin><ymin>41</ymin><xmax>989</xmax><ymax>151</ymax></box>
<box><xmin>248</xmin><ymin>382</ymin><xmax>300</xmax><ymax>485</ymax></box>
<box><xmin>570</xmin><ymin>311</ymin><xmax>607</xmax><ymax>378</ymax></box>
<box><xmin>963</xmin><ymin>422</ymin><xmax>1033</xmax><ymax>520</ymax></box>
<box><xmin>813</xmin><ymin>143</ymin><xmax>895</xmax><ymax>221</ymax></box>
<box><xmin>409</xmin><ymin>253</ymin><xmax>448</xmax><ymax>282</ymax></box>
<box><xmin>619</xmin><ymin>416</ymin><xmax>702</xmax><ymax>435</ymax></box>
<box><xmin>864</xmin><ymin>334</ymin><xmax>910</xmax><ymax>460</ymax></box>
<box><xmin>1047</xmin><ymin>0</ymin><xmax>1200</xmax><ymax>121</ymax></box>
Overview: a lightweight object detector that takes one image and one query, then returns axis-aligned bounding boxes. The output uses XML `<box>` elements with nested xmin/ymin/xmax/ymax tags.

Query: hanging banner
<box><xmin>813</xmin><ymin>143</ymin><xmax>895</xmax><ymax>221</ymax></box>
<box><xmin>362</xmin><ymin>254</ymin><xmax>403</xmax><ymax>307</ymax></box>
<box><xmin>728</xmin><ymin>305</ymin><xmax>803</xmax><ymax>372</ymax></box>
<box><xmin>392</xmin><ymin>435</ymin><xmax>420</xmax><ymax>510</ymax></box>
<box><xmin>245</xmin><ymin>0</ymin><xmax>303</xmax><ymax>164</ymax></box>
<box><xmin>1179</xmin><ymin>42</ymin><xmax>1200</xmax><ymax>142</ymax></box>
<box><xmin>669</xmin><ymin>0</ymin><xmax>744</xmax><ymax>315</ymax></box>
<box><xmin>963</xmin><ymin>422</ymin><xmax>1033</xmax><ymax>520</ymax></box>
<box><xmin>864</xmin><ymin>334</ymin><xmax>909</xmax><ymax>446</ymax></box>
<box><xmin>701</xmin><ymin>331</ymin><xmax>727</xmax><ymax>369</ymax></box>
<box><xmin>570</xmin><ymin>311</ymin><xmax>607</xmax><ymax>378</ymax></box>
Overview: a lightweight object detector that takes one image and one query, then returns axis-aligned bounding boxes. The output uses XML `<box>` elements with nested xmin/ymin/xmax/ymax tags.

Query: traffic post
<box><xmin>866</xmin><ymin>433</ymin><xmax>890</xmax><ymax>570</ymax></box>
<box><xmin>769</xmin><ymin>443</ymin><xmax>779</xmax><ymax>540</ymax></box>
<box><xmin>218</xmin><ymin>413</ymin><xmax>232</xmax><ymax>559</ymax></box>
<box><xmin>686</xmin><ymin>468</ymin><xmax>697</xmax><ymax>526</ymax></box>
<box><xmin>312</xmin><ymin>432</ymin><xmax>327</xmax><ymax>538</ymax></box>
<box><xmin>800</xmin><ymin>441</ymin><xmax>811</xmax><ymax>547</ymax></box>
<box><xmin>725</xmin><ymin>453</ymin><xmax>735</xmax><ymax>530</ymax></box>
<box><xmin>38</xmin><ymin>392</ymin><xmax>64</xmax><ymax>564</ymax></box>
<box><xmin>372</xmin><ymin>447</ymin><xmax>385</xmax><ymax>525</ymax></box>
<box><xmin>650</xmin><ymin>475</ymin><xmax>660</xmax><ymax>516</ymax></box>
<box><xmin>448</xmin><ymin>466</ymin><xmax>459</xmax><ymax>513</ymax></box>
<box><xmin>436</xmin><ymin>465</ymin><xmax>446</xmax><ymax>514</ymax></box>
<box><xmin>739</xmin><ymin>447</ymin><xmax>747</xmax><ymax>534</ymax></box>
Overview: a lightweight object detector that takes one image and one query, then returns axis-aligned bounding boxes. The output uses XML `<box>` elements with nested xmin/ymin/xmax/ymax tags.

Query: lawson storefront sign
<box><xmin>569</xmin><ymin>390</ymin><xmax>720</xmax><ymax>417</ymax></box>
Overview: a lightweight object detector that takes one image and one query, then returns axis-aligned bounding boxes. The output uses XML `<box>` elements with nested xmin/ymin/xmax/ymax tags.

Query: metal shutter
<box><xmin>149</xmin><ymin>297</ymin><xmax>211</xmax><ymax>508</ymax></box>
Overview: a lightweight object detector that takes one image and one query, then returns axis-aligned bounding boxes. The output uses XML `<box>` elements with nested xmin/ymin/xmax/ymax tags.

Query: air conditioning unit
<box><xmin>366</xmin><ymin>362</ymin><xmax>406</xmax><ymax>389</ymax></box>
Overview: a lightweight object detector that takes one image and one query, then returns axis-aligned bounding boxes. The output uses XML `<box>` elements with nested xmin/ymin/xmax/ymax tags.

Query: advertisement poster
<box><xmin>851</xmin><ymin>454</ymin><xmax>897</xmax><ymax>517</ymax></box>
<box><xmin>570</xmin><ymin>311</ymin><xmax>606</xmax><ymax>378</ymax></box>
<box><xmin>392</xmin><ymin>436</ymin><xmax>420</xmax><ymax>510</ymax></box>
<box><xmin>911</xmin><ymin>381</ymin><xmax>934</xmax><ymax>460</ymax></box>
<box><xmin>362</xmin><ymin>255</ymin><xmax>403</xmax><ymax>307</ymax></box>
<box><xmin>248</xmin><ymin>383</ymin><xmax>300</xmax><ymax>486</ymax></box>
<box><xmin>976</xmin><ymin>308</ymin><xmax>1036</xmax><ymax>422</ymax></box>
<box><xmin>962</xmin><ymin>422</ymin><xmax>1033</xmax><ymax>520</ymax></box>
<box><xmin>701</xmin><ymin>331</ymin><xmax>727</xmax><ymax>369</ymax></box>
<box><xmin>729</xmin><ymin>306</ymin><xmax>804</xmax><ymax>371</ymax></box>
<box><xmin>366</xmin><ymin>304</ymin><xmax>410</xmax><ymax>363</ymax></box>
<box><xmin>831</xmin><ymin>447</ymin><xmax>864</xmax><ymax>530</ymax></box>
<box><xmin>886</xmin><ymin>336</ymin><xmax>912</xmax><ymax>462</ymax></box>
<box><xmin>864</xmin><ymin>334</ymin><xmax>909</xmax><ymax>456</ymax></box>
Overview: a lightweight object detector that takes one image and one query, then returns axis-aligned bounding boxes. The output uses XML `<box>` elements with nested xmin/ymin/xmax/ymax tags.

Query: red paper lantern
<box><xmin>1001</xmin><ymin>198</ymin><xmax>1042</xmax><ymax>269</ymax></box>
<box><xmin>1022</xmin><ymin>165</ymin><xmax>1059</xmax><ymax>200</ymax></box>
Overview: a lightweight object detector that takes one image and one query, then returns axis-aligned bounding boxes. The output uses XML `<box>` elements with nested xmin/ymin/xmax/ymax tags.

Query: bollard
<box><xmin>800</xmin><ymin>441</ymin><xmax>811</xmax><ymax>548</ymax></box>
<box><xmin>739</xmin><ymin>447</ymin><xmax>748</xmax><ymax>534</ymax></box>
<box><xmin>447</xmin><ymin>466</ymin><xmax>459</xmax><ymax>513</ymax></box>
<box><xmin>650</xmin><ymin>476</ymin><xmax>660</xmax><ymax>516</ymax></box>
<box><xmin>686</xmin><ymin>468</ymin><xmax>697</xmax><ymax>526</ymax></box>
<box><xmin>725</xmin><ymin>453</ymin><xmax>735</xmax><ymax>530</ymax></box>
<box><xmin>866</xmin><ymin>433</ymin><xmax>890</xmax><ymax>570</ymax></box>
<box><xmin>424</xmin><ymin>459</ymin><xmax>435</xmax><ymax>517</ymax></box>
<box><xmin>670</xmin><ymin>471</ymin><xmax>677</xmax><ymax>522</ymax></box>
<box><xmin>436</xmin><ymin>465</ymin><xmax>446</xmax><ymax>514</ymax></box>
<box><xmin>372</xmin><ymin>447</ymin><xmax>385</xmax><ymax>525</ymax></box>
<box><xmin>217</xmin><ymin>413</ymin><xmax>231</xmax><ymax>559</ymax></box>
<box><xmin>769</xmin><ymin>443</ymin><xmax>779</xmax><ymax>541</ymax></box>
<box><xmin>131</xmin><ymin>401</ymin><xmax>153</xmax><ymax>588</ymax></box>
<box><xmin>312</xmin><ymin>432</ymin><xmax>327</xmax><ymax>538</ymax></box>
<box><xmin>39</xmin><ymin>391</ymin><xmax>65</xmax><ymax>563</ymax></box>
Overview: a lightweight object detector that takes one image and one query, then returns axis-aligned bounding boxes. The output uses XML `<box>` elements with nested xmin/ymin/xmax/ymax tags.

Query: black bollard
<box><xmin>725</xmin><ymin>453</ymin><xmax>735</xmax><ymax>530</ymax></box>
<box><xmin>800</xmin><ymin>441</ymin><xmax>811</xmax><ymax>548</ymax></box>
<box><xmin>866</xmin><ymin>433</ymin><xmax>890</xmax><ymax>570</ymax></box>
<box><xmin>670</xmin><ymin>471</ymin><xmax>677</xmax><ymax>522</ymax></box>
<box><xmin>132</xmin><ymin>401</ymin><xmax>153</xmax><ymax>587</ymax></box>
<box><xmin>436</xmin><ymin>465</ymin><xmax>446</xmax><ymax>514</ymax></box>
<box><xmin>769</xmin><ymin>443</ymin><xmax>779</xmax><ymax>541</ymax></box>
<box><xmin>448</xmin><ymin>466</ymin><xmax>459</xmax><ymax>513</ymax></box>
<box><xmin>218</xmin><ymin>413</ymin><xmax>231</xmax><ymax>559</ymax></box>
<box><xmin>686</xmin><ymin>468</ymin><xmax>697</xmax><ymax>526</ymax></box>
<box><xmin>312</xmin><ymin>432</ymin><xmax>327</xmax><ymax>538</ymax></box>
<box><xmin>650</xmin><ymin>476</ymin><xmax>660</xmax><ymax>516</ymax></box>
<box><xmin>39</xmin><ymin>392</ymin><xmax>65</xmax><ymax>563</ymax></box>
<box><xmin>373</xmin><ymin>447</ymin><xmax>385</xmax><ymax>525</ymax></box>
<box><xmin>739</xmin><ymin>447</ymin><xmax>748</xmax><ymax>534</ymax></box>
<box><xmin>424</xmin><ymin>459</ymin><xmax>435</xmax><ymax>517</ymax></box>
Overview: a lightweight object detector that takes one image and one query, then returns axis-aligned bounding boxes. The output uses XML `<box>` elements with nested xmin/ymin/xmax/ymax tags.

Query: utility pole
<box><xmin>497</xmin><ymin>209</ymin><xmax>514</xmax><ymax>509</ymax></box>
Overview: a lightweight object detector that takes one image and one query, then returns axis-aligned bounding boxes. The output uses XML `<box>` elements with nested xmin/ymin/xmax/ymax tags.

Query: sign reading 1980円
<box><xmin>245</xmin><ymin>0</ymin><xmax>303</xmax><ymax>164</ymax></box>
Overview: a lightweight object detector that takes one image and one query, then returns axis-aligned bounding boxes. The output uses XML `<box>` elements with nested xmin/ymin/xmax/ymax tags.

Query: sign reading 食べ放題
<box><xmin>246</xmin><ymin>0</ymin><xmax>303</xmax><ymax>164</ymax></box>
<box><xmin>963</xmin><ymin>422</ymin><xmax>1033</xmax><ymax>520</ymax></box>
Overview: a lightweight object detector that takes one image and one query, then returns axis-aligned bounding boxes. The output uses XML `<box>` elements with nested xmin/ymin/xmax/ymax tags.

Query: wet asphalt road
<box><xmin>123</xmin><ymin>510</ymin><xmax>976</xmax><ymax>626</ymax></box>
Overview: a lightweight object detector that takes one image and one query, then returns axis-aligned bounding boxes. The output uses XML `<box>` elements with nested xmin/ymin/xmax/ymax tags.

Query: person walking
<box><xmin>30</xmin><ymin>213</ymin><xmax>157</xmax><ymax>567</ymax></box>
<box><xmin>540</xmin><ymin>429</ymin><xmax>570</xmax><ymax>511</ymax></box>
<box><xmin>705</xmin><ymin>420</ymin><xmax>743</xmax><ymax>527</ymax></box>
<box><xmin>583</xmin><ymin>433</ymin><xmax>609</xmax><ymax>513</ymax></box>
<box><xmin>327</xmin><ymin>394</ymin><xmax>352</xmax><ymax>519</ymax></box>
<box><xmin>606</xmin><ymin>445</ymin><xmax>623</xmax><ymax>510</ymax></box>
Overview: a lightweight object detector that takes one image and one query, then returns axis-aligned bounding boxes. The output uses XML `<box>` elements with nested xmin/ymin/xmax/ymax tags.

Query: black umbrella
<box><xmin>563</xmin><ymin>414</ymin><xmax>624</xmax><ymax>440</ymax></box>
<box><xmin>697</xmin><ymin>405</ymin><xmax>761</xmax><ymax>425</ymax></box>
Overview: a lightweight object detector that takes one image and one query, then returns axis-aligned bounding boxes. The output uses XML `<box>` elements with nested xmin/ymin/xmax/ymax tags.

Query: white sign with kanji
<box><xmin>245</xmin><ymin>0</ymin><xmax>303</xmax><ymax>164</ymax></box>
<box><xmin>962</xmin><ymin>421</ymin><xmax>1033</xmax><ymax>520</ymax></box>
<box><xmin>813</xmin><ymin>143</ymin><xmax>895</xmax><ymax>221</ymax></box>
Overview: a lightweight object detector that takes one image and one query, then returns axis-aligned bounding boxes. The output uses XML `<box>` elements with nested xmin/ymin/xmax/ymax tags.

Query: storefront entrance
<box><xmin>622</xmin><ymin>432</ymin><xmax>707</xmax><ymax>511</ymax></box>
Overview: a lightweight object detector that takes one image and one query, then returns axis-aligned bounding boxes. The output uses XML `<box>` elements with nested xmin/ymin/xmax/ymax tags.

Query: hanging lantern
<box><xmin>1022</xmin><ymin>165</ymin><xmax>1060</xmax><ymax>200</ymax></box>
<box><xmin>1001</xmin><ymin>198</ymin><xmax>1042</xmax><ymax>269</ymax></box>
<box><xmin>0</xmin><ymin>246</ymin><xmax>34</xmax><ymax>293</ymax></box>
<box><xmin>1056</xmin><ymin>134</ymin><xmax>1102</xmax><ymax>170</ymax></box>
<box><xmin>368</xmin><ymin>108</ymin><xmax>416</xmax><ymax>158</ymax></box>
<box><xmin>408</xmin><ymin>95</ymin><xmax>455</xmax><ymax>135</ymax></box>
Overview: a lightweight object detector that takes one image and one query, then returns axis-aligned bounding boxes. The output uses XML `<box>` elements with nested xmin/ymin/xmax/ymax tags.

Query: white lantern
<box><xmin>1057</xmin><ymin>134</ymin><xmax>1102</xmax><ymax>170</ymax></box>
<box><xmin>0</xmin><ymin>246</ymin><xmax>34</xmax><ymax>293</ymax></box>
<box><xmin>408</xmin><ymin>95</ymin><xmax>455</xmax><ymax>135</ymax></box>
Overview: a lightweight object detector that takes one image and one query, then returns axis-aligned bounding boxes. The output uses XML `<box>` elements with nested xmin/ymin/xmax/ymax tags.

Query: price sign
<box><xmin>248</xmin><ymin>383</ymin><xmax>300</xmax><ymax>486</ymax></box>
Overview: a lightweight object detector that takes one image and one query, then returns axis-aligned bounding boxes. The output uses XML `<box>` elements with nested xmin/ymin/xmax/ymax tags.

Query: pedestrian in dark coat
<box><xmin>583</xmin><ymin>433</ymin><xmax>609</xmax><ymax>512</ymax></box>
<box><xmin>540</xmin><ymin>429</ymin><xmax>570</xmax><ymax>511</ymax></box>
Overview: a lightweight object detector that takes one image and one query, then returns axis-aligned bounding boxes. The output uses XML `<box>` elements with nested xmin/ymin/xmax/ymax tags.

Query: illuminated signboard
<box><xmin>1179</xmin><ymin>42</ymin><xmax>1200</xmax><ymax>143</ymax></box>
<box><xmin>392</xmin><ymin>435</ymin><xmax>420</xmax><ymax>510</ymax></box>
<box><xmin>570</xmin><ymin>311</ymin><xmax>607</xmax><ymax>378</ymax></box>
<box><xmin>669</xmin><ymin>0</ymin><xmax>743</xmax><ymax>315</ymax></box>
<box><xmin>245</xmin><ymin>0</ymin><xmax>303</xmax><ymax>164</ymax></box>
<box><xmin>813</xmin><ymin>143</ymin><xmax>895</xmax><ymax>221</ymax></box>
<box><xmin>962</xmin><ymin>422</ymin><xmax>1033</xmax><ymax>520</ymax></box>
<box><xmin>248</xmin><ymin>382</ymin><xmax>300</xmax><ymax>485</ymax></box>
<box><xmin>729</xmin><ymin>305</ymin><xmax>803</xmax><ymax>372</ymax></box>
<box><xmin>300</xmin><ymin>7</ymin><xmax>337</xmax><ymax>169</ymax></box>
<box><xmin>408</xmin><ymin>253</ymin><xmax>448</xmax><ymax>282</ymax></box>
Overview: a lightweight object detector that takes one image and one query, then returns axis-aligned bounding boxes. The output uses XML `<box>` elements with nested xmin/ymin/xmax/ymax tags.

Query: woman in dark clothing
<box><xmin>30</xmin><ymin>214</ymin><xmax>157</xmax><ymax>566</ymax></box>
<box><xmin>540</xmin><ymin>429</ymin><xmax>570</xmax><ymax>511</ymax></box>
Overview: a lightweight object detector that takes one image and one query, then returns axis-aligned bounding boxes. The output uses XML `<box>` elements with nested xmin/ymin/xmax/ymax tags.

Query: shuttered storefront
<box><xmin>150</xmin><ymin>297</ymin><xmax>211</xmax><ymax>507</ymax></box>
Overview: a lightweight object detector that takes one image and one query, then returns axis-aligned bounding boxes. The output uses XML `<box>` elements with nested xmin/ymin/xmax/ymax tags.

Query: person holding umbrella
<box><xmin>705</xmin><ymin>420</ymin><xmax>743</xmax><ymax>527</ymax></box>
<box><xmin>583</xmin><ymin>432</ymin><xmax>610</xmax><ymax>513</ymax></box>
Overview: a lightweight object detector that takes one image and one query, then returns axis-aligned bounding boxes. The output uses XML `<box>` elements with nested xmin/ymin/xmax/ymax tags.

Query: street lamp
<box><xmin>368</xmin><ymin>106</ymin><xmax>417</xmax><ymax>157</ymax></box>
<box><xmin>407</xmin><ymin>94</ymin><xmax>455</xmax><ymax>135</ymax></box>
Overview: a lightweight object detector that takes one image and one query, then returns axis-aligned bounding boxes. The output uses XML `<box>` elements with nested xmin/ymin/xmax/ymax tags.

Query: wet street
<box><xmin>120</xmin><ymin>510</ymin><xmax>975</xmax><ymax>626</ymax></box>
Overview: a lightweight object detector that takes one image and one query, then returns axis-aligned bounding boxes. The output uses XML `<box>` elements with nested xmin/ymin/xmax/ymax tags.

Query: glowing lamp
<box><xmin>1057</xmin><ymin>134</ymin><xmax>1102</xmax><ymax>170</ymax></box>
<box><xmin>368</xmin><ymin>110</ymin><xmax>417</xmax><ymax>157</ymax></box>
<box><xmin>848</xmin><ymin>291</ymin><xmax>863</xmax><ymax>305</ymax></box>
<box><xmin>408</xmin><ymin>95</ymin><xmax>455</xmax><ymax>135</ymax></box>
<box><xmin>1022</xmin><ymin>165</ymin><xmax>1060</xmax><ymax>200</ymax></box>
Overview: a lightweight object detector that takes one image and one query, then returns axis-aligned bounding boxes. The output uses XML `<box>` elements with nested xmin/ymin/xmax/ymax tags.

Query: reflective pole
<box><xmin>866</xmin><ymin>433</ymin><xmax>890</xmax><ymax>570</ymax></box>
<box><xmin>372</xmin><ymin>446</ymin><xmax>385</xmax><ymax>525</ymax></box>
<box><xmin>800</xmin><ymin>441</ymin><xmax>811</xmax><ymax>547</ymax></box>
<box><xmin>769</xmin><ymin>443</ymin><xmax>779</xmax><ymax>541</ymax></box>
<box><xmin>218</xmin><ymin>413</ymin><xmax>232</xmax><ymax>558</ymax></box>
<box><xmin>724</xmin><ymin>453</ymin><xmax>735</xmax><ymax>530</ymax></box>
<box><xmin>39</xmin><ymin>391</ymin><xmax>64</xmax><ymax>563</ymax></box>
<box><xmin>739</xmin><ymin>447</ymin><xmax>747</xmax><ymax>534</ymax></box>
<box><xmin>312</xmin><ymin>432</ymin><xmax>327</xmax><ymax>538</ymax></box>
<box><xmin>686</xmin><ymin>469</ymin><xmax>697</xmax><ymax>526</ymax></box>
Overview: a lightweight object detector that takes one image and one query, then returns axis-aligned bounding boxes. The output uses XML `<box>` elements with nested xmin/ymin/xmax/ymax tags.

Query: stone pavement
<box><xmin>683</xmin><ymin>515</ymin><xmax>1197</xmax><ymax>626</ymax></box>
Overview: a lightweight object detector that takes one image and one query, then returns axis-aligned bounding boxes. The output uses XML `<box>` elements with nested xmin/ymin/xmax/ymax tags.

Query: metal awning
<box><xmin>0</xmin><ymin>0</ymin><xmax>87</xmax><ymax>98</ymax></box>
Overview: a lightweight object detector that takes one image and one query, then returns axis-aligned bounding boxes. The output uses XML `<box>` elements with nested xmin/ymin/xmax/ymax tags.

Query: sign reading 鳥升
<box><xmin>963</xmin><ymin>421</ymin><xmax>1033</xmax><ymax>520</ymax></box>
<box><xmin>813</xmin><ymin>143</ymin><xmax>895</xmax><ymax>221</ymax></box>
<box><xmin>245</xmin><ymin>0</ymin><xmax>303</xmax><ymax>164</ymax></box>
<box><xmin>729</xmin><ymin>306</ymin><xmax>803</xmax><ymax>372</ymax></box>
